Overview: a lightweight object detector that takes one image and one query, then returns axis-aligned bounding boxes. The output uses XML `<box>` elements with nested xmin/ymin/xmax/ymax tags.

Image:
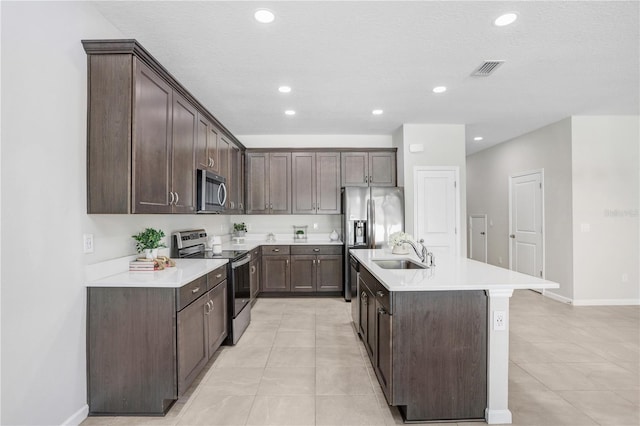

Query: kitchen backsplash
<box><xmin>226</xmin><ymin>215</ymin><xmax>341</xmax><ymax>235</ymax></box>
<box><xmin>85</xmin><ymin>214</ymin><xmax>342</xmax><ymax>264</ymax></box>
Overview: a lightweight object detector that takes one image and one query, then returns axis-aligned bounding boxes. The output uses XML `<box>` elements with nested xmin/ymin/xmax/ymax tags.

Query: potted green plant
<box><xmin>132</xmin><ymin>228</ymin><xmax>167</xmax><ymax>259</ymax></box>
<box><xmin>233</xmin><ymin>222</ymin><xmax>247</xmax><ymax>237</ymax></box>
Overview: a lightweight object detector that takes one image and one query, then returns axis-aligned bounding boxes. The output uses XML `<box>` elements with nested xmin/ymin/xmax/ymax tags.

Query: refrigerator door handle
<box><xmin>370</xmin><ymin>199</ymin><xmax>376</xmax><ymax>248</ymax></box>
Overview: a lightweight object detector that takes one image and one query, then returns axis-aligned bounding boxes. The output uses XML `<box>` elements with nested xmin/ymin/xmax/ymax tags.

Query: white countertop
<box><xmin>86</xmin><ymin>258</ymin><xmax>228</xmax><ymax>288</ymax></box>
<box><xmin>350</xmin><ymin>249</ymin><xmax>559</xmax><ymax>292</ymax></box>
<box><xmin>221</xmin><ymin>236</ymin><xmax>343</xmax><ymax>251</ymax></box>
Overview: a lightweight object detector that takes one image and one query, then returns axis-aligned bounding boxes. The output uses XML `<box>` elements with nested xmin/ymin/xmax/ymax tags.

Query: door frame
<box><xmin>469</xmin><ymin>213</ymin><xmax>488</xmax><ymax>263</ymax></box>
<box><xmin>508</xmin><ymin>169</ymin><xmax>546</xmax><ymax>279</ymax></box>
<box><xmin>413</xmin><ymin>166</ymin><xmax>461</xmax><ymax>256</ymax></box>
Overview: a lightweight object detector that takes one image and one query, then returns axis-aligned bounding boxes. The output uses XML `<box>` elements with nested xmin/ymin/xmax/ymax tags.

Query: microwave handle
<box><xmin>218</xmin><ymin>182</ymin><xmax>228</xmax><ymax>207</ymax></box>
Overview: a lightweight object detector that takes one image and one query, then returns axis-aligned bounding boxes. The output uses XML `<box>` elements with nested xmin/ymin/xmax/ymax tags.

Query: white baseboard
<box><xmin>572</xmin><ymin>298</ymin><xmax>640</xmax><ymax>306</ymax></box>
<box><xmin>61</xmin><ymin>404</ymin><xmax>88</xmax><ymax>426</ymax></box>
<box><xmin>543</xmin><ymin>291</ymin><xmax>572</xmax><ymax>304</ymax></box>
<box><xmin>485</xmin><ymin>408</ymin><xmax>512</xmax><ymax>424</ymax></box>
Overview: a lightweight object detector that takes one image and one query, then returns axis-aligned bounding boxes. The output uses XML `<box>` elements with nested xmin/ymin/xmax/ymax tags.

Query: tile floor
<box><xmin>82</xmin><ymin>290</ymin><xmax>639</xmax><ymax>426</ymax></box>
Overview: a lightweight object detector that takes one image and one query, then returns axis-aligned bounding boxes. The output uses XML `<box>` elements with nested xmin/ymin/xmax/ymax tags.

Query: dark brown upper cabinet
<box><xmin>83</xmin><ymin>39</ymin><xmax>244</xmax><ymax>214</ymax></box>
<box><xmin>196</xmin><ymin>114</ymin><xmax>220</xmax><ymax>174</ymax></box>
<box><xmin>292</xmin><ymin>152</ymin><xmax>341</xmax><ymax>214</ymax></box>
<box><xmin>228</xmin><ymin>143</ymin><xmax>244</xmax><ymax>213</ymax></box>
<box><xmin>341</xmin><ymin>151</ymin><xmax>396</xmax><ymax>187</ymax></box>
<box><xmin>246</xmin><ymin>152</ymin><xmax>291</xmax><ymax>214</ymax></box>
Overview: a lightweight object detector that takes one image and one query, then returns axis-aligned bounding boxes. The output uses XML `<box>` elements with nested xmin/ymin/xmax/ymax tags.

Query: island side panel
<box><xmin>87</xmin><ymin>287</ymin><xmax>177</xmax><ymax>415</ymax></box>
<box><xmin>393</xmin><ymin>290</ymin><xmax>487</xmax><ymax>422</ymax></box>
<box><xmin>485</xmin><ymin>289</ymin><xmax>514</xmax><ymax>424</ymax></box>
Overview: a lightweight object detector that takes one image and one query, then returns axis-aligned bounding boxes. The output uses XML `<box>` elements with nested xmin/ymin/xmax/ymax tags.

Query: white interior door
<box><xmin>509</xmin><ymin>171</ymin><xmax>544</xmax><ymax>280</ymax></box>
<box><xmin>414</xmin><ymin>168</ymin><xmax>459</xmax><ymax>255</ymax></box>
<box><xmin>469</xmin><ymin>214</ymin><xmax>487</xmax><ymax>262</ymax></box>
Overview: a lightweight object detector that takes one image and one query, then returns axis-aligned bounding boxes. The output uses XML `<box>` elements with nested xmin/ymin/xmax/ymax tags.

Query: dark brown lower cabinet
<box><xmin>358</xmin><ymin>266</ymin><xmax>487</xmax><ymax>423</ymax></box>
<box><xmin>261</xmin><ymin>255</ymin><xmax>290</xmax><ymax>291</ymax></box>
<box><xmin>290</xmin><ymin>245</ymin><xmax>343</xmax><ymax>293</ymax></box>
<box><xmin>87</xmin><ymin>266</ymin><xmax>228</xmax><ymax>416</ymax></box>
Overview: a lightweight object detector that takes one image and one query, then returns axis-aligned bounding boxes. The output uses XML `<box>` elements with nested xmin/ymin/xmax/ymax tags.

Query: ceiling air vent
<box><xmin>471</xmin><ymin>60</ymin><xmax>504</xmax><ymax>77</ymax></box>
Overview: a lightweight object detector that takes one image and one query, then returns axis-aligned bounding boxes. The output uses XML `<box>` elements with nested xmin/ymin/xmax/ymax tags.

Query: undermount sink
<box><xmin>373</xmin><ymin>259</ymin><xmax>427</xmax><ymax>270</ymax></box>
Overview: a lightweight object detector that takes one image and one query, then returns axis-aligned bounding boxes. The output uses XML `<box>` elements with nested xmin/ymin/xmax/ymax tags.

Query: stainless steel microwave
<box><xmin>196</xmin><ymin>169</ymin><xmax>227</xmax><ymax>213</ymax></box>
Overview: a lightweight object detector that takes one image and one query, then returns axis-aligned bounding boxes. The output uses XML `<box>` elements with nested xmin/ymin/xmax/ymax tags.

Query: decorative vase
<box><xmin>329</xmin><ymin>230</ymin><xmax>339</xmax><ymax>241</ymax></box>
<box><xmin>392</xmin><ymin>243</ymin><xmax>409</xmax><ymax>255</ymax></box>
<box><xmin>144</xmin><ymin>248</ymin><xmax>159</xmax><ymax>259</ymax></box>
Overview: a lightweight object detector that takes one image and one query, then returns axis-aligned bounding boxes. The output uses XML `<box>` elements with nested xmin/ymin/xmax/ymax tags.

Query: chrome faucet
<box><xmin>398</xmin><ymin>238</ymin><xmax>429</xmax><ymax>263</ymax></box>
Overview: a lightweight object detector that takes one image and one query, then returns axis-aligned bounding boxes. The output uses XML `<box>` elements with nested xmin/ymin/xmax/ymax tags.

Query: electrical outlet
<box><xmin>622</xmin><ymin>273</ymin><xmax>629</xmax><ymax>283</ymax></box>
<box><xmin>313</xmin><ymin>223</ymin><xmax>318</xmax><ymax>230</ymax></box>
<box><xmin>493</xmin><ymin>311</ymin><xmax>506</xmax><ymax>331</ymax></box>
<box><xmin>83</xmin><ymin>234</ymin><xmax>94</xmax><ymax>254</ymax></box>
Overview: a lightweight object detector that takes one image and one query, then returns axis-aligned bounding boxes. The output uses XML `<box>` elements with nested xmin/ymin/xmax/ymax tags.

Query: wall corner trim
<box><xmin>61</xmin><ymin>404</ymin><xmax>88</xmax><ymax>426</ymax></box>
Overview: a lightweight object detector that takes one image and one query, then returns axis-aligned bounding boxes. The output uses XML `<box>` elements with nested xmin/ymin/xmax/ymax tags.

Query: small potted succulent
<box><xmin>132</xmin><ymin>228</ymin><xmax>167</xmax><ymax>259</ymax></box>
<box><xmin>233</xmin><ymin>222</ymin><xmax>247</xmax><ymax>237</ymax></box>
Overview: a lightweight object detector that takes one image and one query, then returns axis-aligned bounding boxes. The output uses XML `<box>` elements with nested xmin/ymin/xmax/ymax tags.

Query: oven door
<box><xmin>231</xmin><ymin>254</ymin><xmax>251</xmax><ymax>318</ymax></box>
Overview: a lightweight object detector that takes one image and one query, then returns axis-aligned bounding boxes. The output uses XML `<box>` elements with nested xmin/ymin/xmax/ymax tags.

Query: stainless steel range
<box><xmin>171</xmin><ymin>229</ymin><xmax>251</xmax><ymax>344</ymax></box>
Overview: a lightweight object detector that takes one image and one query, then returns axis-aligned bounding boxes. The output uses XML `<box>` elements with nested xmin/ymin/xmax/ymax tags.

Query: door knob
<box><xmin>480</xmin><ymin>232</ymin><xmax>486</xmax><ymax>235</ymax></box>
<box><xmin>510</xmin><ymin>234</ymin><xmax>515</xmax><ymax>239</ymax></box>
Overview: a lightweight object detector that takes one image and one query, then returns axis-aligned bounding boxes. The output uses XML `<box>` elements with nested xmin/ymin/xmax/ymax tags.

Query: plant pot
<box><xmin>144</xmin><ymin>248</ymin><xmax>159</xmax><ymax>259</ymax></box>
<box><xmin>392</xmin><ymin>243</ymin><xmax>409</xmax><ymax>255</ymax></box>
<box><xmin>235</xmin><ymin>230</ymin><xmax>246</xmax><ymax>237</ymax></box>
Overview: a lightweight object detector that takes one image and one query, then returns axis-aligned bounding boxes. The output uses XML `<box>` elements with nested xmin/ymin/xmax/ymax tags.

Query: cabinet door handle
<box><xmin>313</xmin><ymin>248</ymin><xmax>320</xmax><ymax>252</ymax></box>
<box><xmin>369</xmin><ymin>175</ymin><xmax>372</xmax><ymax>183</ymax></box>
<box><xmin>365</xmin><ymin>176</ymin><xmax>368</xmax><ymax>183</ymax></box>
<box><xmin>273</xmin><ymin>248</ymin><xmax>280</xmax><ymax>252</ymax></box>
<box><xmin>204</xmin><ymin>302</ymin><xmax>210</xmax><ymax>314</ymax></box>
<box><xmin>270</xmin><ymin>203</ymin><xmax>273</xmax><ymax>209</ymax></box>
<box><xmin>169</xmin><ymin>191</ymin><xmax>175</xmax><ymax>205</ymax></box>
<box><xmin>209</xmin><ymin>300</ymin><xmax>215</xmax><ymax>312</ymax></box>
<box><xmin>191</xmin><ymin>287</ymin><xmax>200</xmax><ymax>294</ymax></box>
<box><xmin>510</xmin><ymin>234</ymin><xmax>516</xmax><ymax>239</ymax></box>
<box><xmin>231</xmin><ymin>201</ymin><xmax>235</xmax><ymax>209</ymax></box>
<box><xmin>286</xmin><ymin>259</ymin><xmax>289</xmax><ymax>265</ymax></box>
<box><xmin>250</xmin><ymin>265</ymin><xmax>256</xmax><ymax>274</ymax></box>
<box><xmin>174</xmin><ymin>192</ymin><xmax>179</xmax><ymax>205</ymax></box>
<box><xmin>265</xmin><ymin>203</ymin><xmax>268</xmax><ymax>209</ymax></box>
<box><xmin>376</xmin><ymin>290</ymin><xmax>385</xmax><ymax>298</ymax></box>
<box><xmin>317</xmin><ymin>259</ymin><xmax>320</xmax><ymax>265</ymax></box>
<box><xmin>216</xmin><ymin>273</ymin><xmax>222</xmax><ymax>278</ymax></box>
<box><xmin>312</xmin><ymin>259</ymin><xmax>316</xmax><ymax>265</ymax></box>
<box><xmin>239</xmin><ymin>202</ymin><xmax>243</xmax><ymax>210</ymax></box>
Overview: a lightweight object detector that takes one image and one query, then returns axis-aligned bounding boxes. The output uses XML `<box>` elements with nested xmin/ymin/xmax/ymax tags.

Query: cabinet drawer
<box><xmin>290</xmin><ymin>245</ymin><xmax>343</xmax><ymax>255</ymax></box>
<box><xmin>262</xmin><ymin>245</ymin><xmax>290</xmax><ymax>255</ymax></box>
<box><xmin>207</xmin><ymin>265</ymin><xmax>227</xmax><ymax>290</ymax></box>
<box><xmin>361</xmin><ymin>267</ymin><xmax>392</xmax><ymax>314</ymax></box>
<box><xmin>250</xmin><ymin>247</ymin><xmax>261</xmax><ymax>258</ymax></box>
<box><xmin>176</xmin><ymin>275</ymin><xmax>208</xmax><ymax>311</ymax></box>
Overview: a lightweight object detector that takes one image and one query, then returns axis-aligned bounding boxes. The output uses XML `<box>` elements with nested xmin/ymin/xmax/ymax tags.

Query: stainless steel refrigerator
<box><xmin>343</xmin><ymin>186</ymin><xmax>404</xmax><ymax>302</ymax></box>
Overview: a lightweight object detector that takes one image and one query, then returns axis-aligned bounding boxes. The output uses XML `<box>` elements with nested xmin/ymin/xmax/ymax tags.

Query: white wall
<box><xmin>0</xmin><ymin>2</ymin><xmax>232</xmax><ymax>424</ymax></box>
<box><xmin>571</xmin><ymin>116</ymin><xmax>640</xmax><ymax>304</ymax></box>
<box><xmin>466</xmin><ymin>118</ymin><xmax>574</xmax><ymax>301</ymax></box>
<box><xmin>393</xmin><ymin>124</ymin><xmax>467</xmax><ymax>254</ymax></box>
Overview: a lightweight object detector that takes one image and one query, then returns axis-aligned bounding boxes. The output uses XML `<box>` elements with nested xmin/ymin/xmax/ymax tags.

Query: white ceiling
<box><xmin>94</xmin><ymin>1</ymin><xmax>639</xmax><ymax>155</ymax></box>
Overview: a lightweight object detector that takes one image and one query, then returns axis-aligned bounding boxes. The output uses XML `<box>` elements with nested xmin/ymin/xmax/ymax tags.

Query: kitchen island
<box><xmin>350</xmin><ymin>249</ymin><xmax>559</xmax><ymax>425</ymax></box>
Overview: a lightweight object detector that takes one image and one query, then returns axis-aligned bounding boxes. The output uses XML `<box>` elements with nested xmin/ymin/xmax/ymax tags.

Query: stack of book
<box><xmin>129</xmin><ymin>259</ymin><xmax>158</xmax><ymax>272</ymax></box>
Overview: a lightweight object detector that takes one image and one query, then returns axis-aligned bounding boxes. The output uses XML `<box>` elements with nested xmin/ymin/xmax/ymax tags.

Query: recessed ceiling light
<box><xmin>372</xmin><ymin>109</ymin><xmax>383</xmax><ymax>115</ymax></box>
<box><xmin>474</xmin><ymin>136</ymin><xmax>484</xmax><ymax>141</ymax></box>
<box><xmin>278</xmin><ymin>86</ymin><xmax>291</xmax><ymax>93</ymax></box>
<box><xmin>432</xmin><ymin>86</ymin><xmax>447</xmax><ymax>94</ymax></box>
<box><xmin>494</xmin><ymin>12</ymin><xmax>518</xmax><ymax>27</ymax></box>
<box><xmin>254</xmin><ymin>9</ymin><xmax>275</xmax><ymax>24</ymax></box>
<box><xmin>284</xmin><ymin>110</ymin><xmax>296</xmax><ymax>116</ymax></box>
